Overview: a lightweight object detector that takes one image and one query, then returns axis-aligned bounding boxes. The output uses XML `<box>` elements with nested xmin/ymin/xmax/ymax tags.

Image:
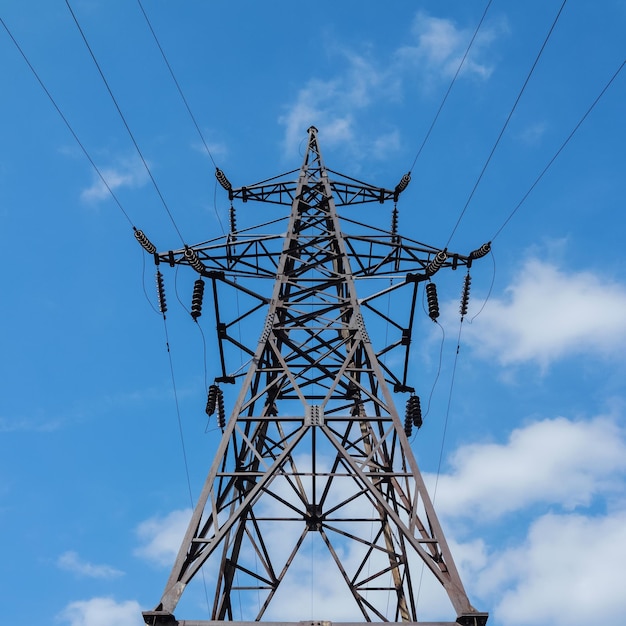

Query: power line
<box><xmin>491</xmin><ymin>58</ymin><xmax>626</xmax><ymax>242</ymax></box>
<box><xmin>161</xmin><ymin>316</ymin><xmax>196</xmax><ymax>507</ymax></box>
<box><xmin>64</xmin><ymin>0</ymin><xmax>185</xmax><ymax>245</ymax></box>
<box><xmin>409</xmin><ymin>0</ymin><xmax>494</xmax><ymax>173</ymax></box>
<box><xmin>137</xmin><ymin>0</ymin><xmax>228</xmax><ymax>237</ymax></box>
<box><xmin>1</xmin><ymin>16</ymin><xmax>134</xmax><ymax>228</ymax></box>
<box><xmin>446</xmin><ymin>0</ymin><xmax>568</xmax><ymax>248</ymax></box>
<box><xmin>137</xmin><ymin>0</ymin><xmax>218</xmax><ymax>169</ymax></box>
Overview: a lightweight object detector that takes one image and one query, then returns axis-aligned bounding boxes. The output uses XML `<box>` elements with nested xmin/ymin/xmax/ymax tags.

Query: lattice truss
<box><xmin>141</xmin><ymin>127</ymin><xmax>489</xmax><ymax>626</ymax></box>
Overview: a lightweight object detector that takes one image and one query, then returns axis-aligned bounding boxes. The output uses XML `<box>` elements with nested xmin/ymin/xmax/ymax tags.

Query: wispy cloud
<box><xmin>57</xmin><ymin>551</ymin><xmax>124</xmax><ymax>579</ymax></box>
<box><xmin>0</xmin><ymin>415</ymin><xmax>63</xmax><ymax>433</ymax></box>
<box><xmin>57</xmin><ymin>597</ymin><xmax>142</xmax><ymax>626</ymax></box>
<box><xmin>134</xmin><ymin>508</ymin><xmax>191</xmax><ymax>566</ymax></box>
<box><xmin>517</xmin><ymin>120</ymin><xmax>548</xmax><ymax>145</ymax></box>
<box><xmin>278</xmin><ymin>73</ymin><xmax>363</xmax><ymax>157</ymax></box>
<box><xmin>396</xmin><ymin>11</ymin><xmax>504</xmax><ymax>81</ymax></box>
<box><xmin>458</xmin><ymin>258</ymin><xmax>626</xmax><ymax>367</ymax></box>
<box><xmin>80</xmin><ymin>156</ymin><xmax>149</xmax><ymax>203</ymax></box>
<box><xmin>279</xmin><ymin>11</ymin><xmax>504</xmax><ymax>157</ymax></box>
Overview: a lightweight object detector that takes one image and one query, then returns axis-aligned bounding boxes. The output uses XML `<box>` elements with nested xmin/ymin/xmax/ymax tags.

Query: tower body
<box><xmin>143</xmin><ymin>127</ymin><xmax>487</xmax><ymax>626</ymax></box>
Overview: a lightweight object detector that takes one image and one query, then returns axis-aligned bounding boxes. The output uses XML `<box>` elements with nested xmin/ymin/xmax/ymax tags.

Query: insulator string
<box><xmin>394</xmin><ymin>172</ymin><xmax>411</xmax><ymax>201</ymax></box>
<box><xmin>216</xmin><ymin>387</ymin><xmax>226</xmax><ymax>430</ymax></box>
<box><xmin>469</xmin><ymin>242</ymin><xmax>491</xmax><ymax>260</ymax></box>
<box><xmin>229</xmin><ymin>205</ymin><xmax>238</xmax><ymax>240</ymax></box>
<box><xmin>206</xmin><ymin>384</ymin><xmax>219</xmax><ymax>416</ymax></box>
<box><xmin>191</xmin><ymin>278</ymin><xmax>205</xmax><ymax>320</ymax></box>
<box><xmin>460</xmin><ymin>274</ymin><xmax>472</xmax><ymax>318</ymax></box>
<box><xmin>426</xmin><ymin>250</ymin><xmax>447</xmax><ymax>276</ymax></box>
<box><xmin>184</xmin><ymin>246</ymin><xmax>206</xmax><ymax>274</ymax></box>
<box><xmin>134</xmin><ymin>228</ymin><xmax>157</xmax><ymax>254</ymax></box>
<box><xmin>391</xmin><ymin>206</ymin><xmax>399</xmax><ymax>243</ymax></box>
<box><xmin>216</xmin><ymin>168</ymin><xmax>233</xmax><ymax>192</ymax></box>
<box><xmin>156</xmin><ymin>270</ymin><xmax>167</xmax><ymax>315</ymax></box>
<box><xmin>425</xmin><ymin>282</ymin><xmax>440</xmax><ymax>321</ymax></box>
<box><xmin>405</xmin><ymin>394</ymin><xmax>423</xmax><ymax>437</ymax></box>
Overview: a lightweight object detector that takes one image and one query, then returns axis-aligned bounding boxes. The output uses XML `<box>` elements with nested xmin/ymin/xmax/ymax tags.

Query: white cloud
<box><xmin>81</xmin><ymin>156</ymin><xmax>149</xmax><ymax>202</ymax></box>
<box><xmin>428</xmin><ymin>415</ymin><xmax>626</xmax><ymax>520</ymax></box>
<box><xmin>57</xmin><ymin>597</ymin><xmax>142</xmax><ymax>626</ymax></box>
<box><xmin>134</xmin><ymin>508</ymin><xmax>191</xmax><ymax>566</ymax></box>
<box><xmin>459</xmin><ymin>258</ymin><xmax>626</xmax><ymax>367</ymax></box>
<box><xmin>480</xmin><ymin>511</ymin><xmax>626</xmax><ymax>626</ymax></box>
<box><xmin>57</xmin><ymin>551</ymin><xmax>124</xmax><ymax>579</ymax></box>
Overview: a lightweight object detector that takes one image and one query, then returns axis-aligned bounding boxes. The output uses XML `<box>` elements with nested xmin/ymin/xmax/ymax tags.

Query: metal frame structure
<box><xmin>142</xmin><ymin>127</ymin><xmax>488</xmax><ymax>626</ymax></box>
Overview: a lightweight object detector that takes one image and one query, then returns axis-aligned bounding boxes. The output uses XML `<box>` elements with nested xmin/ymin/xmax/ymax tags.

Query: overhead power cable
<box><xmin>446</xmin><ymin>0</ymin><xmax>568</xmax><ymax>248</ymax></box>
<box><xmin>409</xmin><ymin>0</ymin><xmax>494</xmax><ymax>173</ymax></box>
<box><xmin>491</xmin><ymin>58</ymin><xmax>626</xmax><ymax>242</ymax></box>
<box><xmin>1</xmin><ymin>16</ymin><xmax>134</xmax><ymax>228</ymax></box>
<box><xmin>137</xmin><ymin>0</ymin><xmax>217</xmax><ymax>169</ymax></box>
<box><xmin>161</xmin><ymin>317</ymin><xmax>196</xmax><ymax>508</ymax></box>
<box><xmin>137</xmin><ymin>0</ymin><xmax>227</xmax><ymax>236</ymax></box>
<box><xmin>64</xmin><ymin>0</ymin><xmax>185</xmax><ymax>245</ymax></box>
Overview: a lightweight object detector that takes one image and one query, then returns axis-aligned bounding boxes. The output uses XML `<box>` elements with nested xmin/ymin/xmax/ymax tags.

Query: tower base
<box><xmin>143</xmin><ymin>616</ymin><xmax>488</xmax><ymax>626</ymax></box>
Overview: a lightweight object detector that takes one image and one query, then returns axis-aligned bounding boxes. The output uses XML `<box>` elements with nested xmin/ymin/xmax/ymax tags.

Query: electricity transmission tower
<box><xmin>141</xmin><ymin>127</ymin><xmax>489</xmax><ymax>626</ymax></box>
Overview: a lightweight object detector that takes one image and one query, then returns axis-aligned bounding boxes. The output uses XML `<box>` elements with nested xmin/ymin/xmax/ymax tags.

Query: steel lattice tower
<box><xmin>142</xmin><ymin>127</ymin><xmax>488</xmax><ymax>626</ymax></box>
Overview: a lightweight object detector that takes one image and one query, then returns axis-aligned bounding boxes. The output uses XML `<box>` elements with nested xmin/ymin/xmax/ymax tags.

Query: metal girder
<box><xmin>144</xmin><ymin>127</ymin><xmax>487</xmax><ymax>625</ymax></box>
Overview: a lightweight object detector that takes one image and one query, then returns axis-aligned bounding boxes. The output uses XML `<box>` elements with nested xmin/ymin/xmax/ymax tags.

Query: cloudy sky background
<box><xmin>1</xmin><ymin>1</ymin><xmax>625</xmax><ymax>625</ymax></box>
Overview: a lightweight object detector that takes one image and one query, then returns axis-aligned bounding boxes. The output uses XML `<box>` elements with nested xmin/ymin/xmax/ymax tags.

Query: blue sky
<box><xmin>1</xmin><ymin>1</ymin><xmax>626</xmax><ymax>625</ymax></box>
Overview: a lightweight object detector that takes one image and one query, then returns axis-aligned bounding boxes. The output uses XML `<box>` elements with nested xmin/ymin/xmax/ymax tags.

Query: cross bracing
<box><xmin>143</xmin><ymin>127</ymin><xmax>488</xmax><ymax>626</ymax></box>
